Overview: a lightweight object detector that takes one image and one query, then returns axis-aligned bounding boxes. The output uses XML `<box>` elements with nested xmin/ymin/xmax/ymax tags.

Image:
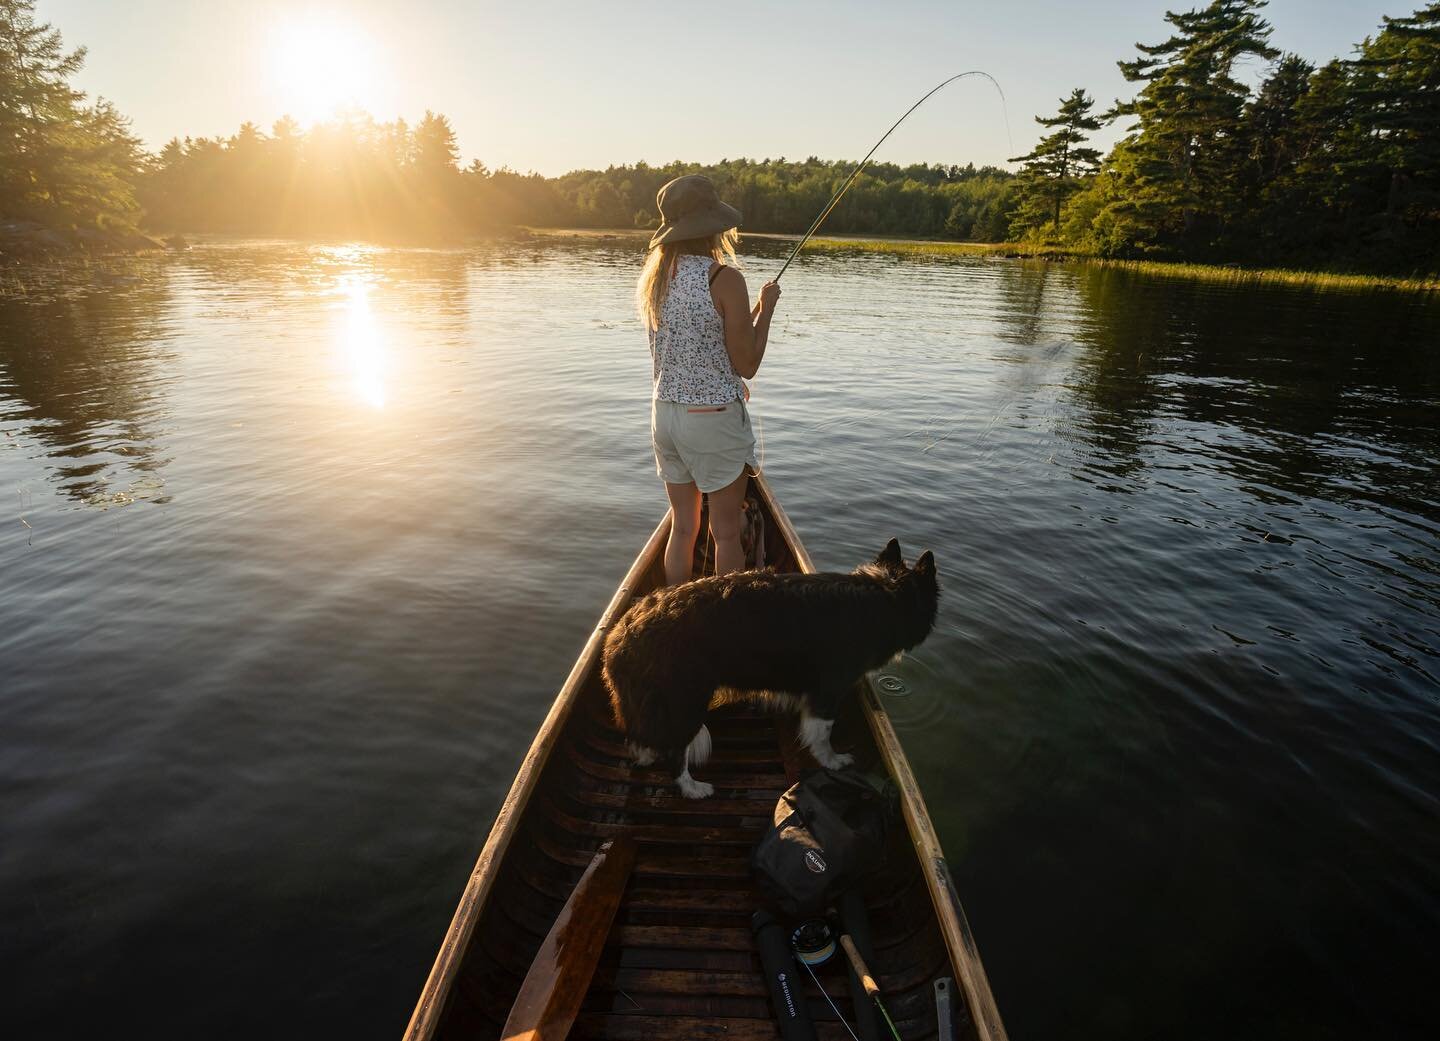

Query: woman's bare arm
<box><xmin>710</xmin><ymin>267</ymin><xmax>780</xmax><ymax>380</ymax></box>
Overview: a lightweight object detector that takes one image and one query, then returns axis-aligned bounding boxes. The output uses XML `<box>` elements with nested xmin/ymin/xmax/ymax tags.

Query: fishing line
<box><xmin>797</xmin><ymin>954</ymin><xmax>861</xmax><ymax>1041</ymax></box>
<box><xmin>773</xmin><ymin>71</ymin><xmax>1013</xmax><ymax>282</ymax></box>
<box><xmin>751</xmin><ymin>71</ymin><xmax>1011</xmax><ymax>472</ymax></box>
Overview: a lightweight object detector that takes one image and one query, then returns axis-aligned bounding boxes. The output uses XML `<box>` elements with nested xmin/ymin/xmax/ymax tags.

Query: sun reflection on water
<box><xmin>337</xmin><ymin>274</ymin><xmax>386</xmax><ymax>408</ymax></box>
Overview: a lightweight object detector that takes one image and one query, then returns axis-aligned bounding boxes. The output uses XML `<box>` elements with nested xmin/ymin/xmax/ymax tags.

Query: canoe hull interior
<box><xmin>405</xmin><ymin>475</ymin><xmax>1004</xmax><ymax>1041</ymax></box>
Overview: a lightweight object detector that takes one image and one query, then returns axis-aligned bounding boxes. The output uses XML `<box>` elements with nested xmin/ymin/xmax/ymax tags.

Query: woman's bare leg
<box><xmin>663</xmin><ymin>480</ymin><xmax>703</xmax><ymax>586</ymax></box>
<box><xmin>707</xmin><ymin>470</ymin><xmax>750</xmax><ymax>575</ymax></box>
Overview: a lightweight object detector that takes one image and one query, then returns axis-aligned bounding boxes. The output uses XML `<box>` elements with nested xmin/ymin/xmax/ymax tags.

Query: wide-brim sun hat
<box><xmin>649</xmin><ymin>174</ymin><xmax>742</xmax><ymax>249</ymax></box>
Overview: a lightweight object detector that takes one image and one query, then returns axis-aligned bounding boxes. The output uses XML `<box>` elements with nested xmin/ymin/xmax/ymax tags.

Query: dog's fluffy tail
<box><xmin>604</xmin><ymin>666</ymin><xmax>626</xmax><ymax>729</ymax></box>
<box><xmin>686</xmin><ymin>724</ymin><xmax>712</xmax><ymax>769</ymax></box>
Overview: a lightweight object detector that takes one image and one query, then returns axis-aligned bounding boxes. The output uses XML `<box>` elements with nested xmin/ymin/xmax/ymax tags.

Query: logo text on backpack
<box><xmin>804</xmin><ymin>849</ymin><xmax>827</xmax><ymax>873</ymax></box>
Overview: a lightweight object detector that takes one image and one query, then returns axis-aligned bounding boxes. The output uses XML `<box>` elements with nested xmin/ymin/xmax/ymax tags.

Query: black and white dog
<box><xmin>602</xmin><ymin>539</ymin><xmax>939</xmax><ymax>798</ymax></box>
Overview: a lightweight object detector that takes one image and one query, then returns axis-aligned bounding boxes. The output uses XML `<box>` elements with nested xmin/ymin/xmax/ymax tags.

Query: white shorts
<box><xmin>651</xmin><ymin>397</ymin><xmax>758</xmax><ymax>493</ymax></box>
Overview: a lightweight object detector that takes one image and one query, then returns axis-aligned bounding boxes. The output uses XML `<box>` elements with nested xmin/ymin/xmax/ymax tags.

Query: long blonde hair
<box><xmin>636</xmin><ymin>229</ymin><xmax>740</xmax><ymax>332</ymax></box>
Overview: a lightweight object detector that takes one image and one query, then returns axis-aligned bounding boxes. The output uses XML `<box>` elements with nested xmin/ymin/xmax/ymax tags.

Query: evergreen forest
<box><xmin>2</xmin><ymin>0</ymin><xmax>1436</xmax><ymax>273</ymax></box>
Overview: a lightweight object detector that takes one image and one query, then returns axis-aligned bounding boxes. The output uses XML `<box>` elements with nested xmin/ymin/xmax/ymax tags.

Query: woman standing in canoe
<box><xmin>637</xmin><ymin>174</ymin><xmax>782</xmax><ymax>586</ymax></box>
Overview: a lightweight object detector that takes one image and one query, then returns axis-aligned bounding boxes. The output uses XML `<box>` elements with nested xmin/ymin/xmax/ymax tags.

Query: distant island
<box><xmin>1</xmin><ymin>0</ymin><xmax>1436</xmax><ymax>279</ymax></box>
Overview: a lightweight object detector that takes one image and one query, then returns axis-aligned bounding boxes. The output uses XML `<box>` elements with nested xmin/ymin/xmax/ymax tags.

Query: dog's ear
<box><xmin>915</xmin><ymin>550</ymin><xmax>936</xmax><ymax>577</ymax></box>
<box><xmin>877</xmin><ymin>538</ymin><xmax>903</xmax><ymax>568</ymax></box>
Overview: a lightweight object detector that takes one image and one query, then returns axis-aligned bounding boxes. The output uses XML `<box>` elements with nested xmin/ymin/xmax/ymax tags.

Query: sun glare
<box><xmin>336</xmin><ymin>272</ymin><xmax>387</xmax><ymax>409</ymax></box>
<box><xmin>270</xmin><ymin>16</ymin><xmax>383</xmax><ymax>124</ymax></box>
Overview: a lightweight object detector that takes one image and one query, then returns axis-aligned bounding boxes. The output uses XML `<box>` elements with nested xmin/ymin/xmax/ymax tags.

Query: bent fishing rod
<box><xmin>772</xmin><ymin>71</ymin><xmax>1011</xmax><ymax>282</ymax></box>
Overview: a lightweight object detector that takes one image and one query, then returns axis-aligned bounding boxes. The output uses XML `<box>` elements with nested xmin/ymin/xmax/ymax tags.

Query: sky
<box><xmin>44</xmin><ymin>0</ymin><xmax>1403</xmax><ymax>176</ymax></box>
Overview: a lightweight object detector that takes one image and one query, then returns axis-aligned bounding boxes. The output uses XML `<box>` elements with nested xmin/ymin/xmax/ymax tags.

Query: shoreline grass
<box><xmin>798</xmin><ymin>236</ymin><xmax>1439</xmax><ymax>293</ymax></box>
<box><xmin>1078</xmin><ymin>257</ymin><xmax>1439</xmax><ymax>293</ymax></box>
<box><xmin>528</xmin><ymin>226</ymin><xmax>1438</xmax><ymax>293</ymax></box>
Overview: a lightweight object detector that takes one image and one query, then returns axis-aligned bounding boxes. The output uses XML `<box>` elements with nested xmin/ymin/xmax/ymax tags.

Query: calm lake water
<box><xmin>2</xmin><ymin>238</ymin><xmax>1437</xmax><ymax>1040</ymax></box>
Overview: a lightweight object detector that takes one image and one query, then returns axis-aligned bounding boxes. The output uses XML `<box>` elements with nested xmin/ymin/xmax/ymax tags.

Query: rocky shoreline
<box><xmin>0</xmin><ymin>220</ymin><xmax>174</xmax><ymax>263</ymax></box>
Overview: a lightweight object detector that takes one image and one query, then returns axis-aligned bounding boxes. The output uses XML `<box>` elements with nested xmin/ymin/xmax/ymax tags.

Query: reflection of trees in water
<box><xmin>0</xmin><ymin>242</ymin><xmax>505</xmax><ymax>513</ymax></box>
<box><xmin>975</xmin><ymin>262</ymin><xmax>1090</xmax><ymax>453</ymax></box>
<box><xmin>991</xmin><ymin>259</ymin><xmax>1055</xmax><ymax>348</ymax></box>
<box><xmin>1059</xmin><ymin>267</ymin><xmax>1174</xmax><ymax>485</ymax></box>
<box><xmin>1063</xmin><ymin>266</ymin><xmax>1440</xmax><ymax>515</ymax></box>
<box><xmin>0</xmin><ymin>277</ymin><xmax>176</xmax><ymax>506</ymax></box>
<box><xmin>173</xmin><ymin>240</ymin><xmax>473</xmax><ymax>294</ymax></box>
<box><xmin>166</xmin><ymin>239</ymin><xmax>631</xmax><ymax>328</ymax></box>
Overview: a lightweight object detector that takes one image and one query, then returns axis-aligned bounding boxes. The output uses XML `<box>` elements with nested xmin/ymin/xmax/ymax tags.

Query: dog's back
<box><xmin>602</xmin><ymin>544</ymin><xmax>939</xmax><ymax>753</ymax></box>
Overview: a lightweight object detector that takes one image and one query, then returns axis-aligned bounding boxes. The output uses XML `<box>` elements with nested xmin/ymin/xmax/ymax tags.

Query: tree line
<box><xmin>1008</xmin><ymin>1</ymin><xmax>1439</xmax><ymax>270</ymax></box>
<box><xmin>2</xmin><ymin>0</ymin><xmax>1436</xmax><ymax>273</ymax></box>
<box><xmin>140</xmin><ymin>134</ymin><xmax>1016</xmax><ymax>243</ymax></box>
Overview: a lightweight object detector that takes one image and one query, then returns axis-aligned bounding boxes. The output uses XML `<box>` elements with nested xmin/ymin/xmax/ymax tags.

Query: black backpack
<box><xmin>750</xmin><ymin>768</ymin><xmax>897</xmax><ymax>918</ymax></box>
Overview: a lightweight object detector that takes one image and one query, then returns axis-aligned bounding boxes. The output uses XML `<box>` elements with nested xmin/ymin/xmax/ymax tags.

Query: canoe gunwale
<box><xmin>757</xmin><ymin>479</ymin><xmax>1008</xmax><ymax>1041</ymax></box>
<box><xmin>401</xmin><ymin>515</ymin><xmax>670</xmax><ymax>1041</ymax></box>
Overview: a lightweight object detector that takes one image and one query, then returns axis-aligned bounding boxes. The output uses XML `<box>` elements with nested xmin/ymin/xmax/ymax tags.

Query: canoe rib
<box><xmin>403</xmin><ymin>473</ymin><xmax>1007</xmax><ymax>1041</ymax></box>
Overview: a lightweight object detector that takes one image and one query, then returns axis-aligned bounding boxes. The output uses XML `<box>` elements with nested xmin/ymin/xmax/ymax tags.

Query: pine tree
<box><xmin>1268</xmin><ymin>60</ymin><xmax>1357</xmax><ymax>212</ymax></box>
<box><xmin>413</xmin><ymin>110</ymin><xmax>459</xmax><ymax>172</ymax></box>
<box><xmin>1349</xmin><ymin>3</ymin><xmax>1440</xmax><ymax>220</ymax></box>
<box><xmin>1008</xmin><ymin>88</ymin><xmax>1104</xmax><ymax>236</ymax></box>
<box><xmin>0</xmin><ymin>0</ymin><xmax>140</xmax><ymax>230</ymax></box>
<box><xmin>1243</xmin><ymin>54</ymin><xmax>1315</xmax><ymax>186</ymax></box>
<box><xmin>1</xmin><ymin>0</ymin><xmax>83</xmax><ymax>219</ymax></box>
<box><xmin>1103</xmin><ymin>0</ymin><xmax>1279</xmax><ymax>251</ymax></box>
<box><xmin>410</xmin><ymin>110</ymin><xmax>462</xmax><ymax>233</ymax></box>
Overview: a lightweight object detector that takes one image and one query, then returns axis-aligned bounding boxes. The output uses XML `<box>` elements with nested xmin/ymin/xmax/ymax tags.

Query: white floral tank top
<box><xmin>650</xmin><ymin>254</ymin><xmax>745</xmax><ymax>405</ymax></box>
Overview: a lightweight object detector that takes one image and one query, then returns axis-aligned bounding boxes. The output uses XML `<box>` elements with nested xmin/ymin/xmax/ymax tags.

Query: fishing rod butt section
<box><xmin>752</xmin><ymin>910</ymin><xmax>819</xmax><ymax>1041</ymax></box>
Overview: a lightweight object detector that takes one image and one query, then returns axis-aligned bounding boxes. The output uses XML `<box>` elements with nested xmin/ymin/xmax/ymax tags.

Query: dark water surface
<box><xmin>2</xmin><ymin>240</ymin><xmax>1437</xmax><ymax>1040</ymax></box>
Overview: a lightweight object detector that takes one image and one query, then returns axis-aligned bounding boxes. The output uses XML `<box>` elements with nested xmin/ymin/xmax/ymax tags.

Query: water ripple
<box><xmin>1</xmin><ymin>240</ymin><xmax>1437</xmax><ymax>1040</ymax></box>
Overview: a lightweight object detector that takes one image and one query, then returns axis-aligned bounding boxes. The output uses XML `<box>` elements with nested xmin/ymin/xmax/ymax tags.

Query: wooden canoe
<box><xmin>403</xmin><ymin>473</ymin><xmax>1008</xmax><ymax>1041</ymax></box>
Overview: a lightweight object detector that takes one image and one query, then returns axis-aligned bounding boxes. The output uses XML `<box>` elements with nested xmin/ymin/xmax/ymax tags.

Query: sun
<box><xmin>269</xmin><ymin>15</ymin><xmax>382</xmax><ymax>124</ymax></box>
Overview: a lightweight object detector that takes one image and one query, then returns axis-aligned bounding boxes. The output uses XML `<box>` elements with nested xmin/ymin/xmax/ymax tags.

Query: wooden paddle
<box><xmin>501</xmin><ymin>835</ymin><xmax>637</xmax><ymax>1041</ymax></box>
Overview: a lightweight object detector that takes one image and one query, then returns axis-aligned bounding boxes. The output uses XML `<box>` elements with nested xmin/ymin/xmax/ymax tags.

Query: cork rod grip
<box><xmin>840</xmin><ymin>934</ymin><xmax>880</xmax><ymax>1001</ymax></box>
